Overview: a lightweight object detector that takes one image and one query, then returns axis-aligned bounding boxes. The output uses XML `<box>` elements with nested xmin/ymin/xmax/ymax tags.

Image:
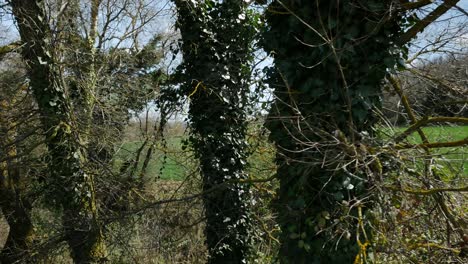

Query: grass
<box><xmin>113</xmin><ymin>136</ymin><xmax>191</xmax><ymax>181</ymax></box>
<box><xmin>115</xmin><ymin>125</ymin><xmax>467</xmax><ymax>181</ymax></box>
<box><xmin>379</xmin><ymin>125</ymin><xmax>467</xmax><ymax>177</ymax></box>
<box><xmin>398</xmin><ymin>126</ymin><xmax>467</xmax><ymax>143</ymax></box>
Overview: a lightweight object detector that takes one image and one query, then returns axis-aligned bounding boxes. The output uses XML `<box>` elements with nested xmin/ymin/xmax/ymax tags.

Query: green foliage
<box><xmin>5</xmin><ymin>0</ymin><xmax>466</xmax><ymax>262</ymax></box>
<box><xmin>171</xmin><ymin>0</ymin><xmax>258</xmax><ymax>262</ymax></box>
<box><xmin>261</xmin><ymin>0</ymin><xmax>404</xmax><ymax>262</ymax></box>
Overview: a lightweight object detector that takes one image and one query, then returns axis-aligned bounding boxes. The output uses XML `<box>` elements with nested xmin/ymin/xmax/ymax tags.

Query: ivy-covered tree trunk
<box><xmin>11</xmin><ymin>1</ymin><xmax>107</xmax><ymax>263</ymax></box>
<box><xmin>262</xmin><ymin>1</ymin><xmax>402</xmax><ymax>263</ymax></box>
<box><xmin>173</xmin><ymin>0</ymin><xmax>254</xmax><ymax>262</ymax></box>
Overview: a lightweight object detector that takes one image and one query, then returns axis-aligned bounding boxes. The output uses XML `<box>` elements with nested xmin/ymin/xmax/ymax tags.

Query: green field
<box><xmin>380</xmin><ymin>125</ymin><xmax>467</xmax><ymax>176</ymax></box>
<box><xmin>114</xmin><ymin>136</ymin><xmax>191</xmax><ymax>181</ymax></box>
<box><xmin>387</xmin><ymin>125</ymin><xmax>467</xmax><ymax>143</ymax></box>
<box><xmin>115</xmin><ymin>126</ymin><xmax>467</xmax><ymax>181</ymax></box>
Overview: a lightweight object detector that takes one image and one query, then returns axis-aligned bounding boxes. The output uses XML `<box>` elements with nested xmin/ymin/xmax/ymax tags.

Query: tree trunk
<box><xmin>262</xmin><ymin>0</ymin><xmax>403</xmax><ymax>263</ymax></box>
<box><xmin>173</xmin><ymin>1</ymin><xmax>254</xmax><ymax>262</ymax></box>
<box><xmin>10</xmin><ymin>1</ymin><xmax>107</xmax><ymax>262</ymax></box>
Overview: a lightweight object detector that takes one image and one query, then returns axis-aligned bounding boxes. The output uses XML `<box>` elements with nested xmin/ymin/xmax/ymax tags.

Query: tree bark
<box><xmin>262</xmin><ymin>0</ymin><xmax>403</xmax><ymax>262</ymax></box>
<box><xmin>10</xmin><ymin>1</ymin><xmax>107</xmax><ymax>262</ymax></box>
<box><xmin>398</xmin><ymin>0</ymin><xmax>460</xmax><ymax>45</ymax></box>
<box><xmin>173</xmin><ymin>0</ymin><xmax>253</xmax><ymax>262</ymax></box>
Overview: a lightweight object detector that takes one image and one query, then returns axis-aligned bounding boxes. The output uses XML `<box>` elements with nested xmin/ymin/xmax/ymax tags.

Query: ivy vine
<box><xmin>261</xmin><ymin>1</ymin><xmax>404</xmax><ymax>263</ymax></box>
<box><xmin>172</xmin><ymin>0</ymin><xmax>258</xmax><ymax>262</ymax></box>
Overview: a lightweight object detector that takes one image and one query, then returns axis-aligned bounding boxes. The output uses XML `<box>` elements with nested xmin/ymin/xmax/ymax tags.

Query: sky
<box><xmin>408</xmin><ymin>0</ymin><xmax>468</xmax><ymax>64</ymax></box>
<box><xmin>1</xmin><ymin>1</ymin><xmax>466</xmax><ymax>58</ymax></box>
<box><xmin>0</xmin><ymin>0</ymin><xmax>466</xmax><ymax>121</ymax></box>
<box><xmin>0</xmin><ymin>0</ymin><xmax>175</xmax><ymax>47</ymax></box>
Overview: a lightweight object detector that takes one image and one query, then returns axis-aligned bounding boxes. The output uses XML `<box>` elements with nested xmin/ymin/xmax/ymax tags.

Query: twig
<box><xmin>385</xmin><ymin>185</ymin><xmax>468</xmax><ymax>195</ymax></box>
<box><xmin>398</xmin><ymin>0</ymin><xmax>461</xmax><ymax>45</ymax></box>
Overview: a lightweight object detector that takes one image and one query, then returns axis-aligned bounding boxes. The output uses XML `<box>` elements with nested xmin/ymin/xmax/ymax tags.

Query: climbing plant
<box><xmin>261</xmin><ymin>1</ymin><xmax>404</xmax><ymax>263</ymax></box>
<box><xmin>10</xmin><ymin>0</ymin><xmax>108</xmax><ymax>262</ymax></box>
<box><xmin>172</xmin><ymin>0</ymin><xmax>258</xmax><ymax>262</ymax></box>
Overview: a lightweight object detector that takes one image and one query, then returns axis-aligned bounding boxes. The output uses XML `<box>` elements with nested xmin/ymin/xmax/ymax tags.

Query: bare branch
<box><xmin>395</xmin><ymin>116</ymin><xmax>468</xmax><ymax>142</ymax></box>
<box><xmin>401</xmin><ymin>0</ymin><xmax>435</xmax><ymax>10</ymax></box>
<box><xmin>399</xmin><ymin>0</ymin><xmax>461</xmax><ymax>45</ymax></box>
<box><xmin>385</xmin><ymin>185</ymin><xmax>468</xmax><ymax>195</ymax></box>
<box><xmin>0</xmin><ymin>41</ymin><xmax>21</xmax><ymax>58</ymax></box>
<box><xmin>396</xmin><ymin>138</ymin><xmax>468</xmax><ymax>149</ymax></box>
